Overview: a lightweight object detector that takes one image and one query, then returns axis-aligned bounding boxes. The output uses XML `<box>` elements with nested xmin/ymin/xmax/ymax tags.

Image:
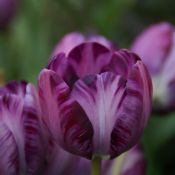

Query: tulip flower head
<box><xmin>131</xmin><ymin>22</ymin><xmax>175</xmax><ymax>112</ymax></box>
<box><xmin>38</xmin><ymin>34</ymin><xmax>152</xmax><ymax>160</ymax></box>
<box><xmin>0</xmin><ymin>81</ymin><xmax>45</xmax><ymax>174</ymax></box>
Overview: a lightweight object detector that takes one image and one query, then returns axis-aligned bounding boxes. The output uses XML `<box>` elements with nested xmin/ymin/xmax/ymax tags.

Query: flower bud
<box><xmin>38</xmin><ymin>40</ymin><xmax>152</xmax><ymax>159</ymax></box>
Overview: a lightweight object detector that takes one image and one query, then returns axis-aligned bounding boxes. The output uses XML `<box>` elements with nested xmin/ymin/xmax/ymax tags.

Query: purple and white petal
<box><xmin>23</xmin><ymin>84</ymin><xmax>45</xmax><ymax>174</ymax></box>
<box><xmin>38</xmin><ymin>69</ymin><xmax>94</xmax><ymax>159</ymax></box>
<box><xmin>102</xmin><ymin>49</ymin><xmax>140</xmax><ymax>78</ymax></box>
<box><xmin>0</xmin><ymin>122</ymin><xmax>19</xmax><ymax>175</ymax></box>
<box><xmin>71</xmin><ymin>72</ymin><xmax>126</xmax><ymax>158</ymax></box>
<box><xmin>110</xmin><ymin>61</ymin><xmax>152</xmax><ymax>158</ymax></box>
<box><xmin>0</xmin><ymin>94</ymin><xmax>26</xmax><ymax>173</ymax></box>
<box><xmin>67</xmin><ymin>42</ymin><xmax>112</xmax><ymax>80</ymax></box>
<box><xmin>0</xmin><ymin>80</ymin><xmax>27</xmax><ymax>97</ymax></box>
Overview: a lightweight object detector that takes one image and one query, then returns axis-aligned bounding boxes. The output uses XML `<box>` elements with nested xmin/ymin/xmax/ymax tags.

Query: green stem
<box><xmin>92</xmin><ymin>156</ymin><xmax>101</xmax><ymax>175</ymax></box>
<box><xmin>111</xmin><ymin>152</ymin><xmax>127</xmax><ymax>175</ymax></box>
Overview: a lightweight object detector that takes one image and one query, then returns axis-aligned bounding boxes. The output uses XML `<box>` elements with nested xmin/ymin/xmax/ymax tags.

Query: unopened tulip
<box><xmin>38</xmin><ymin>40</ymin><xmax>152</xmax><ymax>161</ymax></box>
<box><xmin>131</xmin><ymin>22</ymin><xmax>175</xmax><ymax>112</ymax></box>
<box><xmin>0</xmin><ymin>81</ymin><xmax>45</xmax><ymax>174</ymax></box>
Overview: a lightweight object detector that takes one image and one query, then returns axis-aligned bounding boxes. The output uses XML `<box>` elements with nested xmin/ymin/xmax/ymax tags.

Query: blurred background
<box><xmin>1</xmin><ymin>0</ymin><xmax>175</xmax><ymax>174</ymax></box>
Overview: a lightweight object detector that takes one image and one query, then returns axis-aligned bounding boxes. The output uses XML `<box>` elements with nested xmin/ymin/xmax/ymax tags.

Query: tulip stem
<box><xmin>92</xmin><ymin>156</ymin><xmax>101</xmax><ymax>175</ymax></box>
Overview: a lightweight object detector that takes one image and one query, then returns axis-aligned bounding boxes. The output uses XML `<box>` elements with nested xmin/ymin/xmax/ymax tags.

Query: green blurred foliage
<box><xmin>1</xmin><ymin>0</ymin><xmax>175</xmax><ymax>174</ymax></box>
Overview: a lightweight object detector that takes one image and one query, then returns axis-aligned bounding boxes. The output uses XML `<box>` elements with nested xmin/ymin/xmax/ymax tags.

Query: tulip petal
<box><xmin>0</xmin><ymin>122</ymin><xmax>19</xmax><ymax>175</ymax></box>
<box><xmin>0</xmin><ymin>94</ymin><xmax>26</xmax><ymax>173</ymax></box>
<box><xmin>52</xmin><ymin>32</ymin><xmax>85</xmax><ymax>56</ymax></box>
<box><xmin>38</xmin><ymin>69</ymin><xmax>94</xmax><ymax>158</ymax></box>
<box><xmin>102</xmin><ymin>49</ymin><xmax>140</xmax><ymax>78</ymax></box>
<box><xmin>44</xmin><ymin>143</ymin><xmax>80</xmax><ymax>175</ymax></box>
<box><xmin>23</xmin><ymin>84</ymin><xmax>45</xmax><ymax>174</ymax></box>
<box><xmin>88</xmin><ymin>35</ymin><xmax>117</xmax><ymax>50</ymax></box>
<box><xmin>122</xmin><ymin>145</ymin><xmax>146</xmax><ymax>175</ymax></box>
<box><xmin>51</xmin><ymin>32</ymin><xmax>116</xmax><ymax>57</ymax></box>
<box><xmin>67</xmin><ymin>42</ymin><xmax>112</xmax><ymax>80</ymax></box>
<box><xmin>110</xmin><ymin>61</ymin><xmax>152</xmax><ymax>158</ymax></box>
<box><xmin>47</xmin><ymin>53</ymin><xmax>78</xmax><ymax>87</ymax></box>
<box><xmin>38</xmin><ymin>69</ymin><xmax>70</xmax><ymax>140</ymax></box>
<box><xmin>0</xmin><ymin>80</ymin><xmax>27</xmax><ymax>97</ymax></box>
<box><xmin>71</xmin><ymin>72</ymin><xmax>126</xmax><ymax>158</ymax></box>
<box><xmin>131</xmin><ymin>22</ymin><xmax>173</xmax><ymax>75</ymax></box>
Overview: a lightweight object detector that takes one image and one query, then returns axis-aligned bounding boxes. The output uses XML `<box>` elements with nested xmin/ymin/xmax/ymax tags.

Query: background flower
<box><xmin>131</xmin><ymin>22</ymin><xmax>175</xmax><ymax>112</ymax></box>
<box><xmin>0</xmin><ymin>81</ymin><xmax>46</xmax><ymax>174</ymax></box>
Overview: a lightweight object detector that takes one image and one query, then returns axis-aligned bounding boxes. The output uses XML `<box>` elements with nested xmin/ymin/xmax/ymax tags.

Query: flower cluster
<box><xmin>0</xmin><ymin>33</ymin><xmax>153</xmax><ymax>174</ymax></box>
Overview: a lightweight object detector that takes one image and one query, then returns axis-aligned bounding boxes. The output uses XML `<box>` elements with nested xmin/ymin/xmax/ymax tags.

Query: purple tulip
<box><xmin>0</xmin><ymin>81</ymin><xmax>46</xmax><ymax>174</ymax></box>
<box><xmin>131</xmin><ymin>22</ymin><xmax>175</xmax><ymax>111</ymax></box>
<box><xmin>51</xmin><ymin>32</ymin><xmax>117</xmax><ymax>57</ymax></box>
<box><xmin>74</xmin><ymin>144</ymin><xmax>146</xmax><ymax>175</ymax></box>
<box><xmin>0</xmin><ymin>0</ymin><xmax>17</xmax><ymax>29</ymax></box>
<box><xmin>38</xmin><ymin>41</ymin><xmax>152</xmax><ymax>160</ymax></box>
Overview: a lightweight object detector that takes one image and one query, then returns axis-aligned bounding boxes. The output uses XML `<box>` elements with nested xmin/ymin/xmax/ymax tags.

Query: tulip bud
<box><xmin>131</xmin><ymin>22</ymin><xmax>175</xmax><ymax>112</ymax></box>
<box><xmin>0</xmin><ymin>0</ymin><xmax>17</xmax><ymax>29</ymax></box>
<box><xmin>0</xmin><ymin>81</ymin><xmax>46</xmax><ymax>174</ymax></box>
<box><xmin>38</xmin><ymin>40</ymin><xmax>152</xmax><ymax>160</ymax></box>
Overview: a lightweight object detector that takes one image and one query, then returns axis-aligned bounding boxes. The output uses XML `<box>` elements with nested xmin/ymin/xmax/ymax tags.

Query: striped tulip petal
<box><xmin>38</xmin><ymin>69</ymin><xmax>93</xmax><ymax>158</ymax></box>
<box><xmin>0</xmin><ymin>80</ymin><xmax>27</xmax><ymax>97</ymax></box>
<box><xmin>0</xmin><ymin>81</ymin><xmax>46</xmax><ymax>174</ymax></box>
<box><xmin>67</xmin><ymin>43</ymin><xmax>112</xmax><ymax>79</ymax></box>
<box><xmin>0</xmin><ymin>122</ymin><xmax>19</xmax><ymax>175</ymax></box>
<box><xmin>71</xmin><ymin>72</ymin><xmax>126</xmax><ymax>158</ymax></box>
<box><xmin>23</xmin><ymin>84</ymin><xmax>45</xmax><ymax>174</ymax></box>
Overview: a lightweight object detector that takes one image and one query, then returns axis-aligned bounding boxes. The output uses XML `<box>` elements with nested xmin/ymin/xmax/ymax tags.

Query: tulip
<box><xmin>131</xmin><ymin>22</ymin><xmax>175</xmax><ymax>112</ymax></box>
<box><xmin>0</xmin><ymin>0</ymin><xmax>17</xmax><ymax>29</ymax></box>
<box><xmin>0</xmin><ymin>81</ymin><xmax>46</xmax><ymax>174</ymax></box>
<box><xmin>51</xmin><ymin>32</ymin><xmax>117</xmax><ymax>57</ymax></box>
<box><xmin>38</xmin><ymin>41</ymin><xmax>152</xmax><ymax>174</ymax></box>
<box><xmin>75</xmin><ymin>144</ymin><xmax>146</xmax><ymax>175</ymax></box>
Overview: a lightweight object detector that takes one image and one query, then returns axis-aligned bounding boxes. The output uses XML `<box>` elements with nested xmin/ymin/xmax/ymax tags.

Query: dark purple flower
<box><xmin>131</xmin><ymin>22</ymin><xmax>175</xmax><ymax>112</ymax></box>
<box><xmin>38</xmin><ymin>41</ymin><xmax>152</xmax><ymax>160</ymax></box>
<box><xmin>0</xmin><ymin>81</ymin><xmax>46</xmax><ymax>174</ymax></box>
<box><xmin>0</xmin><ymin>0</ymin><xmax>17</xmax><ymax>29</ymax></box>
